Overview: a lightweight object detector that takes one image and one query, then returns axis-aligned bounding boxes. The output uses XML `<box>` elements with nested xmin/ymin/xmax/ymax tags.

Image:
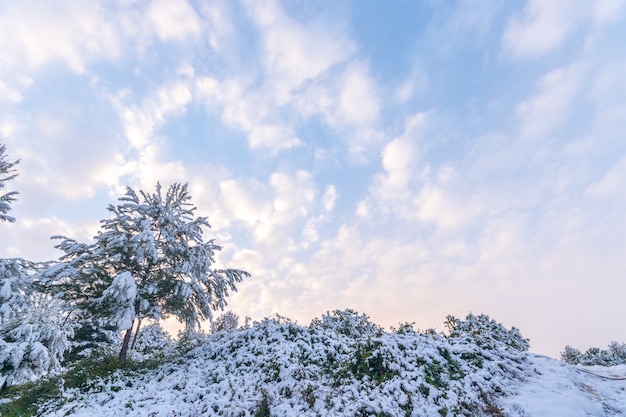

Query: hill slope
<box><xmin>4</xmin><ymin>312</ymin><xmax>626</xmax><ymax>416</ymax></box>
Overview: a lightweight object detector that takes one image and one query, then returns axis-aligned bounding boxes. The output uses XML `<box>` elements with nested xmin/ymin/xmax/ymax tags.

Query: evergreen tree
<box><xmin>214</xmin><ymin>311</ymin><xmax>240</xmax><ymax>332</ymax></box>
<box><xmin>0</xmin><ymin>260</ymin><xmax>73</xmax><ymax>390</ymax></box>
<box><xmin>0</xmin><ymin>259</ymin><xmax>33</xmax><ymax>323</ymax></box>
<box><xmin>0</xmin><ymin>143</ymin><xmax>20</xmax><ymax>223</ymax></box>
<box><xmin>46</xmin><ymin>183</ymin><xmax>249</xmax><ymax>364</ymax></box>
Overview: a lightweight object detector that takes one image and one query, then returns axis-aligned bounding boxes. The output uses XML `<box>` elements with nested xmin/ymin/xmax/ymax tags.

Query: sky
<box><xmin>1</xmin><ymin>0</ymin><xmax>625</xmax><ymax>359</ymax></box>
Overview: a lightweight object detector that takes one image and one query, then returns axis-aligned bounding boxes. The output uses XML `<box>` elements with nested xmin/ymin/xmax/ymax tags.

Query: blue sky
<box><xmin>1</xmin><ymin>0</ymin><xmax>626</xmax><ymax>358</ymax></box>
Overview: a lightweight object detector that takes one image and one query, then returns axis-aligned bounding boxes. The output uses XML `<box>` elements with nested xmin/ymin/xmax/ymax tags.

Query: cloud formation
<box><xmin>1</xmin><ymin>0</ymin><xmax>625</xmax><ymax>359</ymax></box>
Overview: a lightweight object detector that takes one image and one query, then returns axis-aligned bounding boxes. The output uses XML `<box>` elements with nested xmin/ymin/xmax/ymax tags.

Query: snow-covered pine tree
<box><xmin>0</xmin><ymin>143</ymin><xmax>20</xmax><ymax>223</ymax></box>
<box><xmin>0</xmin><ymin>260</ymin><xmax>74</xmax><ymax>390</ymax></box>
<box><xmin>46</xmin><ymin>183</ymin><xmax>249</xmax><ymax>364</ymax></box>
<box><xmin>0</xmin><ymin>259</ymin><xmax>33</xmax><ymax>323</ymax></box>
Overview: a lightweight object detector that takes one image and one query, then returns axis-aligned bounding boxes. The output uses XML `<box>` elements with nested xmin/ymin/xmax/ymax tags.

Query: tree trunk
<box><xmin>119</xmin><ymin>324</ymin><xmax>134</xmax><ymax>366</ymax></box>
<box><xmin>130</xmin><ymin>317</ymin><xmax>143</xmax><ymax>352</ymax></box>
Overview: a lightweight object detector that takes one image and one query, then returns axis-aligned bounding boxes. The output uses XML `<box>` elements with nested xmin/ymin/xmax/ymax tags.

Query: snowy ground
<box><xmin>503</xmin><ymin>357</ymin><xmax>626</xmax><ymax>416</ymax></box>
<box><xmin>6</xmin><ymin>314</ymin><xmax>626</xmax><ymax>416</ymax></box>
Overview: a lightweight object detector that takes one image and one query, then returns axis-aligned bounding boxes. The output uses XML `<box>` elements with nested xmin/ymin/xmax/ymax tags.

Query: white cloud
<box><xmin>591</xmin><ymin>0</ymin><xmax>626</xmax><ymax>23</ymax></box>
<box><xmin>219</xmin><ymin>178</ymin><xmax>271</xmax><ymax>226</ymax></box>
<box><xmin>0</xmin><ymin>1</ymin><xmax>121</xmax><ymax>72</ymax></box>
<box><xmin>3</xmin><ymin>104</ymin><xmax>126</xmax><ymax>202</ymax></box>
<box><xmin>208</xmin><ymin>0</ymin><xmax>358</xmax><ymax>155</ymax></box>
<box><xmin>199</xmin><ymin>0</ymin><xmax>234</xmax><ymax>52</ymax></box>
<box><xmin>585</xmin><ymin>156</ymin><xmax>626</xmax><ymax>200</ymax></box>
<box><xmin>337</xmin><ymin>62</ymin><xmax>380</xmax><ymax>127</ymax></box>
<box><xmin>516</xmin><ymin>65</ymin><xmax>582</xmax><ymax>139</ymax></box>
<box><xmin>269</xmin><ymin>171</ymin><xmax>315</xmax><ymax>220</ymax></box>
<box><xmin>370</xmin><ymin>113</ymin><xmax>427</xmax><ymax>204</ymax></box>
<box><xmin>195</xmin><ymin>76</ymin><xmax>221</xmax><ymax>104</ymax></box>
<box><xmin>114</xmin><ymin>82</ymin><xmax>193</xmax><ymax>150</ymax></box>
<box><xmin>322</xmin><ymin>185</ymin><xmax>337</xmax><ymax>213</ymax></box>
<box><xmin>218</xmin><ymin>170</ymin><xmax>317</xmax><ymax>253</ymax></box>
<box><xmin>2</xmin><ymin>0</ymin><xmax>624</xmax><ymax>360</ymax></box>
<box><xmin>0</xmin><ymin>214</ymin><xmax>98</xmax><ymax>261</ymax></box>
<box><xmin>0</xmin><ymin>117</ymin><xmax>22</xmax><ymax>139</ymax></box>
<box><xmin>244</xmin><ymin>0</ymin><xmax>354</xmax><ymax>101</ymax></box>
<box><xmin>248</xmin><ymin>125</ymin><xmax>302</xmax><ymax>153</ymax></box>
<box><xmin>502</xmin><ymin>0</ymin><xmax>586</xmax><ymax>58</ymax></box>
<box><xmin>0</xmin><ymin>80</ymin><xmax>24</xmax><ymax>104</ymax></box>
<box><xmin>413</xmin><ymin>182</ymin><xmax>485</xmax><ymax>230</ymax></box>
<box><xmin>148</xmin><ymin>0</ymin><xmax>202</xmax><ymax>42</ymax></box>
<box><xmin>451</xmin><ymin>0</ymin><xmax>503</xmax><ymax>35</ymax></box>
<box><xmin>382</xmin><ymin>138</ymin><xmax>416</xmax><ymax>191</ymax></box>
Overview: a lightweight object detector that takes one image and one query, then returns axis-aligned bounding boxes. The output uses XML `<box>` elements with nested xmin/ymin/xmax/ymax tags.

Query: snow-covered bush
<box><xmin>561</xmin><ymin>345</ymin><xmax>582</xmax><ymax>364</ymax></box>
<box><xmin>445</xmin><ymin>313</ymin><xmax>530</xmax><ymax>352</ymax></box>
<box><xmin>214</xmin><ymin>311</ymin><xmax>239</xmax><ymax>332</ymax></box>
<box><xmin>177</xmin><ymin>327</ymin><xmax>209</xmax><ymax>353</ymax></box>
<box><xmin>0</xmin><ymin>295</ymin><xmax>74</xmax><ymax>388</ymax></box>
<box><xmin>130</xmin><ymin>323</ymin><xmax>176</xmax><ymax>360</ymax></box>
<box><xmin>561</xmin><ymin>341</ymin><xmax>626</xmax><ymax>366</ymax></box>
<box><xmin>310</xmin><ymin>309</ymin><xmax>383</xmax><ymax>338</ymax></box>
<box><xmin>6</xmin><ymin>312</ymin><xmax>537</xmax><ymax>416</ymax></box>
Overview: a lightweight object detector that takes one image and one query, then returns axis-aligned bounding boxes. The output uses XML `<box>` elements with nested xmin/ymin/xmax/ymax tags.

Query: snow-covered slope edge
<box><xmin>6</xmin><ymin>311</ymin><xmax>626</xmax><ymax>416</ymax></box>
<box><xmin>503</xmin><ymin>356</ymin><xmax>626</xmax><ymax>416</ymax></box>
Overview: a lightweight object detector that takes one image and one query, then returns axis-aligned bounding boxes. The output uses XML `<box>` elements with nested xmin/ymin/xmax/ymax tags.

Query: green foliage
<box><xmin>349</xmin><ymin>340</ymin><xmax>398</xmax><ymax>384</ymax></box>
<box><xmin>254</xmin><ymin>389</ymin><xmax>271</xmax><ymax>417</ymax></box>
<box><xmin>302</xmin><ymin>384</ymin><xmax>316</xmax><ymax>408</ymax></box>
<box><xmin>0</xmin><ymin>377</ymin><xmax>58</xmax><ymax>417</ymax></box>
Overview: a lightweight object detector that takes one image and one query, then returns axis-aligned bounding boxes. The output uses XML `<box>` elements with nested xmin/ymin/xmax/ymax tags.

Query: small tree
<box><xmin>214</xmin><ymin>311</ymin><xmax>240</xmax><ymax>332</ymax></box>
<box><xmin>46</xmin><ymin>183</ymin><xmax>249</xmax><ymax>364</ymax></box>
<box><xmin>0</xmin><ymin>143</ymin><xmax>20</xmax><ymax>223</ymax></box>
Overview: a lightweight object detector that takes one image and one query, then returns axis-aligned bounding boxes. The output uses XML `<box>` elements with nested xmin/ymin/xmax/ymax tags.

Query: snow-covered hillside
<box><xmin>3</xmin><ymin>311</ymin><xmax>625</xmax><ymax>416</ymax></box>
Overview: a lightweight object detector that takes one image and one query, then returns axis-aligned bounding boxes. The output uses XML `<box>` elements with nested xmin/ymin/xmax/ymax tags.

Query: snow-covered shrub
<box><xmin>561</xmin><ymin>341</ymin><xmax>626</xmax><ymax>365</ymax></box>
<box><xmin>214</xmin><ymin>311</ymin><xmax>239</xmax><ymax>332</ymax></box>
<box><xmin>608</xmin><ymin>341</ymin><xmax>626</xmax><ymax>361</ymax></box>
<box><xmin>310</xmin><ymin>309</ymin><xmax>382</xmax><ymax>338</ymax></box>
<box><xmin>561</xmin><ymin>345</ymin><xmax>581</xmax><ymax>364</ymax></box>
<box><xmin>23</xmin><ymin>311</ymin><xmax>535</xmax><ymax>417</ymax></box>
<box><xmin>390</xmin><ymin>321</ymin><xmax>416</xmax><ymax>334</ymax></box>
<box><xmin>177</xmin><ymin>327</ymin><xmax>209</xmax><ymax>353</ymax></box>
<box><xmin>0</xmin><ymin>295</ymin><xmax>74</xmax><ymax>388</ymax></box>
<box><xmin>130</xmin><ymin>323</ymin><xmax>176</xmax><ymax>360</ymax></box>
<box><xmin>445</xmin><ymin>313</ymin><xmax>530</xmax><ymax>352</ymax></box>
